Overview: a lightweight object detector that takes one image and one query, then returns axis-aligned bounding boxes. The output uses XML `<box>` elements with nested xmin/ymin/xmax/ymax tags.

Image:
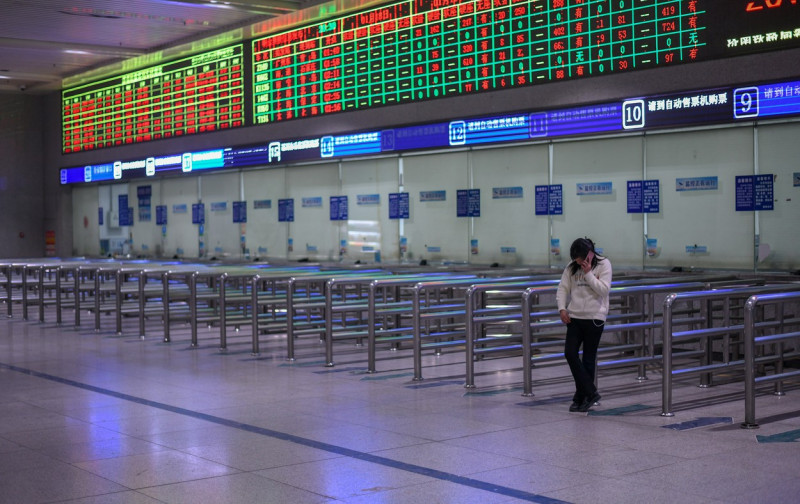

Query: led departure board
<box><xmin>252</xmin><ymin>0</ymin><xmax>707</xmax><ymax>123</ymax></box>
<box><xmin>251</xmin><ymin>0</ymin><xmax>800</xmax><ymax>124</ymax></box>
<box><xmin>62</xmin><ymin>45</ymin><xmax>245</xmax><ymax>153</ymax></box>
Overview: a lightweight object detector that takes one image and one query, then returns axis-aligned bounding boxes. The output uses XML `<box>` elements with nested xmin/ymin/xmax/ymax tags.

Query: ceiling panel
<box><xmin>0</xmin><ymin>0</ymin><xmax>304</xmax><ymax>93</ymax></box>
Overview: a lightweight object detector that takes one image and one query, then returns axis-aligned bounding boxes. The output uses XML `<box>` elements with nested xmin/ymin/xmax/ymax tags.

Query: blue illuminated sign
<box><xmin>60</xmin><ymin>76</ymin><xmax>800</xmax><ymax>186</ymax></box>
<box><xmin>322</xmin><ymin>132</ymin><xmax>381</xmax><ymax>157</ymax></box>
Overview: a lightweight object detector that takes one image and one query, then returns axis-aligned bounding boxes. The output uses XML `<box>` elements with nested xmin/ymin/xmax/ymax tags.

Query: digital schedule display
<box><xmin>62</xmin><ymin>45</ymin><xmax>245</xmax><ymax>153</ymax></box>
<box><xmin>251</xmin><ymin>0</ymin><xmax>800</xmax><ymax>123</ymax></box>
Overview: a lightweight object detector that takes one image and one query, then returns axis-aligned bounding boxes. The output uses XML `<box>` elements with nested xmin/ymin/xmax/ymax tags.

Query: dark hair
<box><xmin>568</xmin><ymin>237</ymin><xmax>603</xmax><ymax>275</ymax></box>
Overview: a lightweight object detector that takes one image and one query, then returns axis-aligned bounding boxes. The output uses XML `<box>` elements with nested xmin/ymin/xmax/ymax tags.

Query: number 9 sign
<box><xmin>734</xmin><ymin>87</ymin><xmax>760</xmax><ymax>119</ymax></box>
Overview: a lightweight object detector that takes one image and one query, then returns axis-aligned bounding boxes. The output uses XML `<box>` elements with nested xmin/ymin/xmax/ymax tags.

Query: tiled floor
<box><xmin>1</xmin><ymin>311</ymin><xmax>799</xmax><ymax>504</ymax></box>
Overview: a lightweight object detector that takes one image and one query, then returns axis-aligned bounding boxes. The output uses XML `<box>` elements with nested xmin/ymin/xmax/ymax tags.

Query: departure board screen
<box><xmin>62</xmin><ymin>45</ymin><xmax>245</xmax><ymax>153</ymax></box>
<box><xmin>252</xmin><ymin>0</ymin><xmax>800</xmax><ymax>124</ymax></box>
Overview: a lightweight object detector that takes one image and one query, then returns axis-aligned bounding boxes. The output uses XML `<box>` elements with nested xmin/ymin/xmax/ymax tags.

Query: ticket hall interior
<box><xmin>1</xmin><ymin>1</ymin><xmax>800</xmax><ymax>503</ymax></box>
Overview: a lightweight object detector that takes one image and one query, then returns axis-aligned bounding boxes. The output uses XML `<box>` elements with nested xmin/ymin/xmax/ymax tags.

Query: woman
<box><xmin>556</xmin><ymin>238</ymin><xmax>612</xmax><ymax>412</ymax></box>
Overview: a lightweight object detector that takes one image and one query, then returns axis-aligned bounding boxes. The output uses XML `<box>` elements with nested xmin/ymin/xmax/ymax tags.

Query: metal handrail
<box><xmin>519</xmin><ymin>281</ymin><xmax>712</xmax><ymax>397</ymax></box>
<box><xmin>742</xmin><ymin>291</ymin><xmax>800</xmax><ymax>428</ymax></box>
<box><xmin>661</xmin><ymin>284</ymin><xmax>800</xmax><ymax>417</ymax></box>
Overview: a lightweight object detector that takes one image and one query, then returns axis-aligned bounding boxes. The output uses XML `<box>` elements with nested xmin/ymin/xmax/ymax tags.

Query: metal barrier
<box><xmin>286</xmin><ymin>270</ymin><xmax>394</xmax><ymax>361</ymax></box>
<box><xmin>741</xmin><ymin>291</ymin><xmax>800</xmax><ymax>428</ymax></box>
<box><xmin>407</xmin><ymin>276</ymin><xmax>545</xmax><ymax>380</ymax></box>
<box><xmin>518</xmin><ymin>281</ymin><xmax>717</xmax><ymax>396</ymax></box>
<box><xmin>249</xmin><ymin>267</ymin><xmax>368</xmax><ymax>355</ymax></box>
<box><xmin>364</xmin><ymin>274</ymin><xmax>484</xmax><ymax>373</ymax></box>
<box><xmin>323</xmin><ymin>272</ymin><xmax>463</xmax><ymax>367</ymax></box>
<box><xmin>466</xmin><ymin>276</ymin><xmax>740</xmax><ymax>391</ymax></box>
<box><xmin>661</xmin><ymin>284</ymin><xmax>800</xmax><ymax>417</ymax></box>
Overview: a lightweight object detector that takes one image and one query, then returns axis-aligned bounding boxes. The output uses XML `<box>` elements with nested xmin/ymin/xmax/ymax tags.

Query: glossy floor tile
<box><xmin>1</xmin><ymin>310</ymin><xmax>799</xmax><ymax>504</ymax></box>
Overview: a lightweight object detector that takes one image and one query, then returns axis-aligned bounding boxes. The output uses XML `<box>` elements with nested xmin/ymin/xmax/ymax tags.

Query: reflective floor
<box><xmin>1</xmin><ymin>313</ymin><xmax>799</xmax><ymax>504</ymax></box>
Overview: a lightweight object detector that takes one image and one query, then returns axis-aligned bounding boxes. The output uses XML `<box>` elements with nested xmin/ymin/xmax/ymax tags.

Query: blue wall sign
<box><xmin>232</xmin><ymin>201</ymin><xmax>247</xmax><ymax>223</ymax></box>
<box><xmin>627</xmin><ymin>180</ymin><xmax>660</xmax><ymax>213</ymax></box>
<box><xmin>535</xmin><ymin>185</ymin><xmax>562</xmax><ymax>215</ymax></box>
<box><xmin>492</xmin><ymin>186</ymin><xmax>523</xmax><ymax>199</ymax></box>
<box><xmin>156</xmin><ymin>205</ymin><xmax>167</xmax><ymax>225</ymax></box>
<box><xmin>736</xmin><ymin>175</ymin><xmax>774</xmax><ymax>211</ymax></box>
<box><xmin>357</xmin><ymin>194</ymin><xmax>380</xmax><ymax>205</ymax></box>
<box><xmin>278</xmin><ymin>199</ymin><xmax>294</xmax><ymax>222</ymax></box>
<box><xmin>577</xmin><ymin>182</ymin><xmax>613</xmax><ymax>195</ymax></box>
<box><xmin>676</xmin><ymin>176</ymin><xmax>718</xmax><ymax>191</ymax></box>
<box><xmin>191</xmin><ymin>203</ymin><xmax>205</xmax><ymax>224</ymax></box>
<box><xmin>330</xmin><ymin>196</ymin><xmax>348</xmax><ymax>221</ymax></box>
<box><xmin>456</xmin><ymin>189</ymin><xmax>481</xmax><ymax>217</ymax></box>
<box><xmin>420</xmin><ymin>190</ymin><xmax>446</xmax><ymax>202</ymax></box>
<box><xmin>388</xmin><ymin>192</ymin><xmax>409</xmax><ymax>219</ymax></box>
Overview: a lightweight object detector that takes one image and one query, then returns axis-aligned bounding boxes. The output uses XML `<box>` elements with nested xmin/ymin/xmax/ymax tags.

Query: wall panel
<box><xmin>285</xmin><ymin>163</ymin><xmax>341</xmax><ymax>261</ymax></box>
<box><xmin>551</xmin><ymin>136</ymin><xmax>645</xmax><ymax>269</ymax></box>
<box><xmin>402</xmin><ymin>152</ymin><xmax>470</xmax><ymax>263</ymax></box>
<box><xmin>755</xmin><ymin>123</ymin><xmax>800</xmax><ymax>271</ymax></box>
<box><xmin>341</xmin><ymin>158</ymin><xmax>400</xmax><ymax>263</ymax></box>
<box><xmin>160</xmin><ymin>177</ymin><xmax>200</xmax><ymax>258</ymax></box>
<box><xmin>242</xmin><ymin>168</ymin><xmax>287</xmax><ymax>260</ymax></box>
<box><xmin>471</xmin><ymin>144</ymin><xmax>550</xmax><ymax>265</ymax></box>
<box><xmin>646</xmin><ymin>127</ymin><xmax>755</xmax><ymax>270</ymax></box>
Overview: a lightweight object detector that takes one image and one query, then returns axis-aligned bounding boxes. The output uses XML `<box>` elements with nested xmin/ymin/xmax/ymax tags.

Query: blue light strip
<box><xmin>61</xmin><ymin>76</ymin><xmax>800</xmax><ymax>185</ymax></box>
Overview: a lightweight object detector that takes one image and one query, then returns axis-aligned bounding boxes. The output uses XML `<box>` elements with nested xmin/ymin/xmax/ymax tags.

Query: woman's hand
<box><xmin>559</xmin><ymin>309</ymin><xmax>571</xmax><ymax>324</ymax></box>
<box><xmin>579</xmin><ymin>257</ymin><xmax>592</xmax><ymax>274</ymax></box>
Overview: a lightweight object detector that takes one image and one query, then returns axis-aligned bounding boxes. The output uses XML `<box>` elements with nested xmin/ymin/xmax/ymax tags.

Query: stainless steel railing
<box><xmin>661</xmin><ymin>284</ymin><xmax>800</xmax><ymax>417</ymax></box>
<box><xmin>741</xmin><ymin>291</ymin><xmax>800</xmax><ymax>428</ymax></box>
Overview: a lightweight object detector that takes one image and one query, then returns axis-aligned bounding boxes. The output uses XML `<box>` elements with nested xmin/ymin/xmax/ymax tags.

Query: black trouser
<box><xmin>564</xmin><ymin>318</ymin><xmax>605</xmax><ymax>402</ymax></box>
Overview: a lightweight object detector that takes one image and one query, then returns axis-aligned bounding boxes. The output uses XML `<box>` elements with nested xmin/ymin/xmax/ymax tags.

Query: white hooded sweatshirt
<box><xmin>556</xmin><ymin>257</ymin><xmax>612</xmax><ymax>322</ymax></box>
